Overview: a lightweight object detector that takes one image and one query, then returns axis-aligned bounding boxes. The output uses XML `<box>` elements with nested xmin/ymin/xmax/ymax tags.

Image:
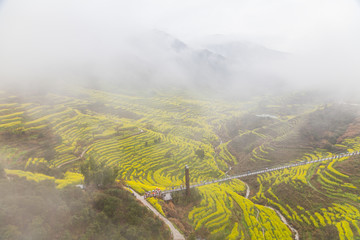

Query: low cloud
<box><xmin>0</xmin><ymin>0</ymin><xmax>359</xmax><ymax>97</ymax></box>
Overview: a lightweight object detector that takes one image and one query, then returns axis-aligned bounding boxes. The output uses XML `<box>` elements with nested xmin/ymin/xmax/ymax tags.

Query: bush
<box><xmin>0</xmin><ymin>163</ymin><xmax>5</xmax><ymax>179</ymax></box>
<box><xmin>80</xmin><ymin>158</ymin><xmax>119</xmax><ymax>188</ymax></box>
<box><xmin>195</xmin><ymin>149</ymin><xmax>205</xmax><ymax>159</ymax></box>
<box><xmin>0</xmin><ymin>178</ymin><xmax>171</xmax><ymax>240</ymax></box>
<box><xmin>172</xmin><ymin>188</ymin><xmax>202</xmax><ymax>206</ymax></box>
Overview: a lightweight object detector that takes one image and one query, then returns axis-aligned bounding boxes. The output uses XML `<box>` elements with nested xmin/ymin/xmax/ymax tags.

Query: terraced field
<box><xmin>1</xmin><ymin>88</ymin><xmax>359</xmax><ymax>239</ymax></box>
<box><xmin>246</xmin><ymin>140</ymin><xmax>360</xmax><ymax>239</ymax></box>
<box><xmin>188</xmin><ymin>179</ymin><xmax>295</xmax><ymax>239</ymax></box>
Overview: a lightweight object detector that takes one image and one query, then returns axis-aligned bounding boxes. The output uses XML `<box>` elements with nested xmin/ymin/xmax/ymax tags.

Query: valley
<box><xmin>1</xmin><ymin>87</ymin><xmax>359</xmax><ymax>239</ymax></box>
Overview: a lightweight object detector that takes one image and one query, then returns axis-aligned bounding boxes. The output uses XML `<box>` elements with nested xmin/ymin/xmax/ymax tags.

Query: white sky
<box><xmin>134</xmin><ymin>0</ymin><xmax>360</xmax><ymax>51</ymax></box>
<box><xmin>0</xmin><ymin>0</ymin><xmax>359</xmax><ymax>88</ymax></box>
<box><xmin>1</xmin><ymin>0</ymin><xmax>359</xmax><ymax>51</ymax></box>
<box><xmin>79</xmin><ymin>0</ymin><xmax>360</xmax><ymax>52</ymax></box>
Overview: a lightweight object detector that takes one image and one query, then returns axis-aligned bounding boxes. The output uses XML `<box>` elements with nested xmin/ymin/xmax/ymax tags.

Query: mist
<box><xmin>1</xmin><ymin>2</ymin><xmax>360</xmax><ymax>239</ymax></box>
<box><xmin>0</xmin><ymin>0</ymin><xmax>360</xmax><ymax>98</ymax></box>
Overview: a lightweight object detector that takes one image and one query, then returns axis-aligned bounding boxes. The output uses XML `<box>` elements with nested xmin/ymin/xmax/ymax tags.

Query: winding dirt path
<box><xmin>128</xmin><ymin>188</ymin><xmax>185</xmax><ymax>240</ymax></box>
<box><xmin>245</xmin><ymin>182</ymin><xmax>299</xmax><ymax>240</ymax></box>
<box><xmin>265</xmin><ymin>206</ymin><xmax>300</xmax><ymax>240</ymax></box>
<box><xmin>245</xmin><ymin>183</ymin><xmax>250</xmax><ymax>199</ymax></box>
<box><xmin>57</xmin><ymin>145</ymin><xmax>91</xmax><ymax>168</ymax></box>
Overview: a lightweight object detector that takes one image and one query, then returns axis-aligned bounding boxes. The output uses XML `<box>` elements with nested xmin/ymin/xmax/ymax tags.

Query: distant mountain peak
<box><xmin>151</xmin><ymin>29</ymin><xmax>189</xmax><ymax>52</ymax></box>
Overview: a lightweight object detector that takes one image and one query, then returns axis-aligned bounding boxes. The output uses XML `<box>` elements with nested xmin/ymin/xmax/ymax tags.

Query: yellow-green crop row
<box><xmin>228</xmin><ymin>223</ymin><xmax>240</xmax><ymax>240</ymax></box>
<box><xmin>147</xmin><ymin>198</ymin><xmax>165</xmax><ymax>216</ymax></box>
<box><xmin>229</xmin><ymin>190</ymin><xmax>292</xmax><ymax>239</ymax></box>
<box><xmin>5</xmin><ymin>169</ymin><xmax>84</xmax><ymax>189</ymax></box>
<box><xmin>252</xmin><ymin>143</ymin><xmax>360</xmax><ymax>240</ymax></box>
<box><xmin>5</xmin><ymin>169</ymin><xmax>55</xmax><ymax>182</ymax></box>
<box><xmin>55</xmin><ymin>172</ymin><xmax>84</xmax><ymax>189</ymax></box>
<box><xmin>25</xmin><ymin>157</ymin><xmax>47</xmax><ymax>169</ymax></box>
<box><xmin>187</xmin><ymin>179</ymin><xmax>294</xmax><ymax>239</ymax></box>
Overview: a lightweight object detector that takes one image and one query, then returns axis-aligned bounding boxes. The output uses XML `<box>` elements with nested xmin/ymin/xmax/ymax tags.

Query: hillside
<box><xmin>0</xmin><ymin>87</ymin><xmax>359</xmax><ymax>239</ymax></box>
<box><xmin>0</xmin><ymin>175</ymin><xmax>170</xmax><ymax>240</ymax></box>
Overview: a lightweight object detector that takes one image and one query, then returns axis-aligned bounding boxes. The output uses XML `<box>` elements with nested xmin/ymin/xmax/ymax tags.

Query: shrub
<box><xmin>80</xmin><ymin>158</ymin><xmax>119</xmax><ymax>188</ymax></box>
<box><xmin>0</xmin><ymin>163</ymin><xmax>5</xmax><ymax>179</ymax></box>
<box><xmin>195</xmin><ymin>149</ymin><xmax>205</xmax><ymax>159</ymax></box>
<box><xmin>172</xmin><ymin>188</ymin><xmax>202</xmax><ymax>206</ymax></box>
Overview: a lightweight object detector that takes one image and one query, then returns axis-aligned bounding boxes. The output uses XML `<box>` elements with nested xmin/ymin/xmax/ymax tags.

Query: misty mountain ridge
<box><xmin>82</xmin><ymin>30</ymin><xmax>290</xmax><ymax>97</ymax></box>
<box><xmin>206</xmin><ymin>40</ymin><xmax>287</xmax><ymax>64</ymax></box>
<box><xmin>0</xmin><ymin>28</ymin><xmax>289</xmax><ymax>98</ymax></box>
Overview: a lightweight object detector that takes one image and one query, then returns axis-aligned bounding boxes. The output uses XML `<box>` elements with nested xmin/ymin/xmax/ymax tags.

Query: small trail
<box><xmin>117</xmin><ymin>128</ymin><xmax>145</xmax><ymax>140</ymax></box>
<box><xmin>245</xmin><ymin>182</ymin><xmax>299</xmax><ymax>240</ymax></box>
<box><xmin>265</xmin><ymin>205</ymin><xmax>300</xmax><ymax>240</ymax></box>
<box><xmin>128</xmin><ymin>188</ymin><xmax>185</xmax><ymax>240</ymax></box>
<box><xmin>245</xmin><ymin>183</ymin><xmax>250</xmax><ymax>199</ymax></box>
<box><xmin>57</xmin><ymin>145</ymin><xmax>91</xmax><ymax>168</ymax></box>
<box><xmin>224</xmin><ymin>165</ymin><xmax>232</xmax><ymax>176</ymax></box>
<box><xmin>222</xmin><ymin>137</ymin><xmax>298</xmax><ymax>240</ymax></box>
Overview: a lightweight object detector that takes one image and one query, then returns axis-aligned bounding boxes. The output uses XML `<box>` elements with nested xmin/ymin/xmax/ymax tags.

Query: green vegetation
<box><xmin>1</xmin><ymin>88</ymin><xmax>360</xmax><ymax>239</ymax></box>
<box><xmin>0</xmin><ymin>163</ymin><xmax>4</xmax><ymax>179</ymax></box>
<box><xmin>80</xmin><ymin>157</ymin><xmax>119</xmax><ymax>188</ymax></box>
<box><xmin>0</xmin><ymin>177</ymin><xmax>170</xmax><ymax>240</ymax></box>
<box><xmin>248</xmin><ymin>148</ymin><xmax>360</xmax><ymax>239</ymax></box>
<box><xmin>172</xmin><ymin>188</ymin><xmax>202</xmax><ymax>206</ymax></box>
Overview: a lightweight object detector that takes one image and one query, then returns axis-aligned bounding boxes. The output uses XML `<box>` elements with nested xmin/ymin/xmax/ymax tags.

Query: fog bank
<box><xmin>0</xmin><ymin>0</ymin><xmax>359</xmax><ymax>97</ymax></box>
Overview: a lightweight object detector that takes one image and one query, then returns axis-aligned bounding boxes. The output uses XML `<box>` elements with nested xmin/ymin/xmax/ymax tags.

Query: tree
<box><xmin>0</xmin><ymin>163</ymin><xmax>5</xmax><ymax>179</ymax></box>
<box><xmin>80</xmin><ymin>157</ymin><xmax>119</xmax><ymax>188</ymax></box>
<box><xmin>195</xmin><ymin>149</ymin><xmax>205</xmax><ymax>159</ymax></box>
<box><xmin>164</xmin><ymin>150</ymin><xmax>172</xmax><ymax>158</ymax></box>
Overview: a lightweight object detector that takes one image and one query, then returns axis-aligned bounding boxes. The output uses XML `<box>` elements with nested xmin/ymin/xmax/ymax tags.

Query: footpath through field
<box><xmin>163</xmin><ymin>150</ymin><xmax>360</xmax><ymax>194</ymax></box>
<box><xmin>127</xmin><ymin>188</ymin><xmax>185</xmax><ymax>240</ymax></box>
